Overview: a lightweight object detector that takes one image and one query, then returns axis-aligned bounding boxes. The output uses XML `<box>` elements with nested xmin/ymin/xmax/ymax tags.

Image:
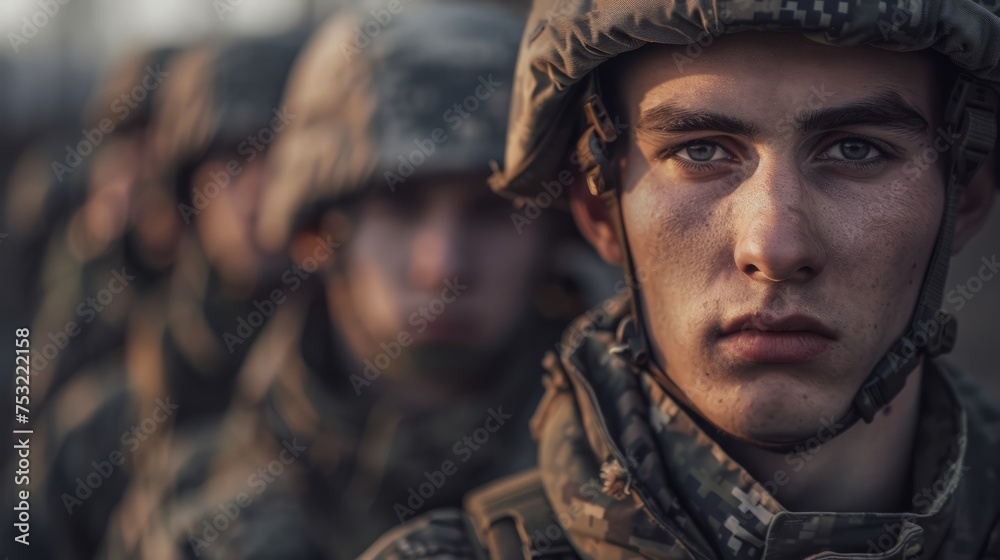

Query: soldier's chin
<box><xmin>701</xmin><ymin>387</ymin><xmax>849</xmax><ymax>447</ymax></box>
<box><xmin>718</xmin><ymin>409</ymin><xmax>848</xmax><ymax>450</ymax></box>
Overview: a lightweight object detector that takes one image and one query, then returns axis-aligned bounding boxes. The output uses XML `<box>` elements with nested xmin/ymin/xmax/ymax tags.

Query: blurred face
<box><xmin>612</xmin><ymin>34</ymin><xmax>946</xmax><ymax>441</ymax></box>
<box><xmin>330</xmin><ymin>172</ymin><xmax>546</xmax><ymax>385</ymax></box>
<box><xmin>193</xmin><ymin>154</ymin><xmax>284</xmax><ymax>290</ymax></box>
<box><xmin>68</xmin><ymin>136</ymin><xmax>140</xmax><ymax>259</ymax></box>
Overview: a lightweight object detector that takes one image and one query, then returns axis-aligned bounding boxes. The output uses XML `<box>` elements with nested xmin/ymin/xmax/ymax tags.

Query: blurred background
<box><xmin>0</xmin><ymin>0</ymin><xmax>341</xmax><ymax>150</ymax></box>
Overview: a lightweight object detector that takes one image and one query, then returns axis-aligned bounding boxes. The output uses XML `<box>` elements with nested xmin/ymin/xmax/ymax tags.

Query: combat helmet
<box><xmin>85</xmin><ymin>45</ymin><xmax>178</xmax><ymax>134</ymax></box>
<box><xmin>489</xmin><ymin>0</ymin><xmax>1000</xmax><ymax>450</ymax></box>
<box><xmin>152</xmin><ymin>34</ymin><xmax>305</xmax><ymax>212</ymax></box>
<box><xmin>257</xmin><ymin>0</ymin><xmax>525</xmax><ymax>251</ymax></box>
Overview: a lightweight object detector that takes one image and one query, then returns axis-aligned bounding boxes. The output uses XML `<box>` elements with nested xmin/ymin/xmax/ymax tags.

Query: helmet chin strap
<box><xmin>580</xmin><ymin>75</ymin><xmax>997</xmax><ymax>454</ymax></box>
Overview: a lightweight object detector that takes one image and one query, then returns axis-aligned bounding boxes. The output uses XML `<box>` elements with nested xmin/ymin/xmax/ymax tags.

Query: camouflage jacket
<box><xmin>364</xmin><ymin>295</ymin><xmax>1000</xmax><ymax>560</ymax></box>
<box><xmin>96</xmin><ymin>287</ymin><xmax>559</xmax><ymax>559</ymax></box>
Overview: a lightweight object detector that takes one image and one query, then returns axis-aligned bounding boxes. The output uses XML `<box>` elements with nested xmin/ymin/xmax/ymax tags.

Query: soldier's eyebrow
<box><xmin>636</xmin><ymin>103</ymin><xmax>760</xmax><ymax>138</ymax></box>
<box><xmin>634</xmin><ymin>90</ymin><xmax>930</xmax><ymax>141</ymax></box>
<box><xmin>796</xmin><ymin>90</ymin><xmax>929</xmax><ymax>138</ymax></box>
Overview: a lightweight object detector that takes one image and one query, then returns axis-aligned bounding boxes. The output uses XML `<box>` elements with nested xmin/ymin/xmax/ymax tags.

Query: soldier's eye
<box><xmin>821</xmin><ymin>138</ymin><xmax>882</xmax><ymax>161</ymax></box>
<box><xmin>672</xmin><ymin>140</ymin><xmax>731</xmax><ymax>163</ymax></box>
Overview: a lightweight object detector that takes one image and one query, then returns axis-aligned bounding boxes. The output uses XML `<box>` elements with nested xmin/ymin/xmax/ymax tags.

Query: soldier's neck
<box><xmin>724</xmin><ymin>364</ymin><xmax>924</xmax><ymax>514</ymax></box>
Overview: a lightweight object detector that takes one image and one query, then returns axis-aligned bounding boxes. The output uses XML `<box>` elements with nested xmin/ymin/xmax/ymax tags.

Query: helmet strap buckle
<box><xmin>579</xmin><ymin>94</ymin><xmax>619</xmax><ymax>196</ymax></box>
<box><xmin>945</xmin><ymin>75</ymin><xmax>998</xmax><ymax>186</ymax></box>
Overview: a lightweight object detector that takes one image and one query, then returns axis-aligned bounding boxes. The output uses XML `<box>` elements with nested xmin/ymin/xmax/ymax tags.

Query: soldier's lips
<box><xmin>717</xmin><ymin>314</ymin><xmax>838</xmax><ymax>363</ymax></box>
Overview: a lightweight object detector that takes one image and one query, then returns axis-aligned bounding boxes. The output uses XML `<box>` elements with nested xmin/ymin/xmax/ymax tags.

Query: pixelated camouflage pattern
<box><xmin>363</xmin><ymin>293</ymin><xmax>1000</xmax><ymax>559</ymax></box>
<box><xmin>490</xmin><ymin>0</ymin><xmax>1000</xmax><ymax>198</ymax></box>
<box><xmin>95</xmin><ymin>287</ymin><xmax>556</xmax><ymax>559</ymax></box>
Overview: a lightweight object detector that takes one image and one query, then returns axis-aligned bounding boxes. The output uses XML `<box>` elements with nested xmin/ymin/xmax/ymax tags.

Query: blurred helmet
<box><xmin>258</xmin><ymin>0</ymin><xmax>525</xmax><ymax>250</ymax></box>
<box><xmin>84</xmin><ymin>46</ymin><xmax>178</xmax><ymax>133</ymax></box>
<box><xmin>152</xmin><ymin>34</ymin><xmax>305</xmax><ymax>207</ymax></box>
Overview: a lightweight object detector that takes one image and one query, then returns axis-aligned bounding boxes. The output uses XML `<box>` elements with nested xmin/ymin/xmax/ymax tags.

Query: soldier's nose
<box><xmin>408</xmin><ymin>220</ymin><xmax>465</xmax><ymax>291</ymax></box>
<box><xmin>732</xmin><ymin>164</ymin><xmax>826</xmax><ymax>284</ymax></box>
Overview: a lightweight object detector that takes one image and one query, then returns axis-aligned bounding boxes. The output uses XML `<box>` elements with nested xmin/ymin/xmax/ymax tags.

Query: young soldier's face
<box><xmin>608</xmin><ymin>33</ymin><xmax>958</xmax><ymax>442</ymax></box>
<box><xmin>332</xmin><ymin>172</ymin><xmax>545</xmax><ymax>385</ymax></box>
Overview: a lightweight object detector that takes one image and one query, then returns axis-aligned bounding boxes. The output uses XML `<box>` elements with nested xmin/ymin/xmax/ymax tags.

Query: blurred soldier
<box><xmin>25</xmin><ymin>35</ymin><xmax>304</xmax><ymax>560</ymax></box>
<box><xmin>0</xmin><ymin>130</ymin><xmax>92</xmax><ymax>429</ymax></box>
<box><xmin>151</xmin><ymin>34</ymin><xmax>305</xmax><ymax>422</ymax></box>
<box><xmin>95</xmin><ymin>2</ymin><xmax>608</xmax><ymax>558</ymax></box>
<box><xmin>26</xmin><ymin>46</ymin><xmax>180</xmax><ymax>409</ymax></box>
<box><xmin>1</xmin><ymin>46</ymin><xmax>178</xmax><ymax>560</ymax></box>
<box><xmin>363</xmin><ymin>0</ymin><xmax>1000</xmax><ymax>558</ymax></box>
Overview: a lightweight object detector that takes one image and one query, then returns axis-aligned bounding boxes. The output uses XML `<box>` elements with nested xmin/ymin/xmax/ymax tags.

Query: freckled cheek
<box><xmin>347</xmin><ymin>224</ymin><xmax>412</xmax><ymax>311</ymax></box>
<box><xmin>837</xmin><ymin>194</ymin><xmax>940</xmax><ymax>344</ymax></box>
<box><xmin>625</xmin><ymin>186</ymin><xmax>721</xmax><ymax>344</ymax></box>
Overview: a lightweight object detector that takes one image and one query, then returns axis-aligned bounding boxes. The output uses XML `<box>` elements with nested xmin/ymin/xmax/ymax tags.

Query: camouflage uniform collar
<box><xmin>540</xmin><ymin>293</ymin><xmax>969</xmax><ymax>559</ymax></box>
<box><xmin>641</xmin><ymin>363</ymin><xmax>966</xmax><ymax>559</ymax></box>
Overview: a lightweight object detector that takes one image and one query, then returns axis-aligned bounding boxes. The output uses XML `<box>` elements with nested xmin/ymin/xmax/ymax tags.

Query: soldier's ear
<box><xmin>289</xmin><ymin>210</ymin><xmax>351</xmax><ymax>271</ymax></box>
<box><xmin>568</xmin><ymin>177</ymin><xmax>623</xmax><ymax>267</ymax></box>
<box><xmin>952</xmin><ymin>153</ymin><xmax>996</xmax><ymax>255</ymax></box>
<box><xmin>289</xmin><ymin>229</ymin><xmax>338</xmax><ymax>272</ymax></box>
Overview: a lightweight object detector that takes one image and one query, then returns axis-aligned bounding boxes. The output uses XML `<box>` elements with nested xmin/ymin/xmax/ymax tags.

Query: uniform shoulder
<box><xmin>360</xmin><ymin>469</ymin><xmax>576</xmax><ymax>560</ymax></box>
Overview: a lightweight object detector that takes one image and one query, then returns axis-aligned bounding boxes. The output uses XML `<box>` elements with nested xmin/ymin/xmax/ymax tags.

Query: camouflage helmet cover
<box><xmin>152</xmin><ymin>34</ymin><xmax>303</xmax><ymax>205</ymax></box>
<box><xmin>259</xmin><ymin>0</ymin><xmax>525</xmax><ymax>249</ymax></box>
<box><xmin>490</xmin><ymin>0</ymin><xmax>1000</xmax><ymax>198</ymax></box>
